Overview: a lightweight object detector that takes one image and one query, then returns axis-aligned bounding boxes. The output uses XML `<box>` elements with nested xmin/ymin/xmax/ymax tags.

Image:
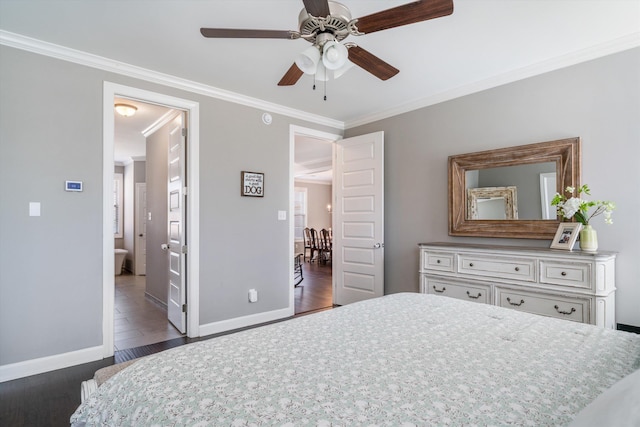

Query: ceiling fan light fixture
<box><xmin>295</xmin><ymin>46</ymin><xmax>321</xmax><ymax>74</ymax></box>
<box><xmin>114</xmin><ymin>103</ymin><xmax>138</xmax><ymax>117</ymax></box>
<box><xmin>333</xmin><ymin>58</ymin><xmax>354</xmax><ymax>79</ymax></box>
<box><xmin>315</xmin><ymin>62</ymin><xmax>331</xmax><ymax>82</ymax></box>
<box><xmin>322</xmin><ymin>41</ymin><xmax>348</xmax><ymax>70</ymax></box>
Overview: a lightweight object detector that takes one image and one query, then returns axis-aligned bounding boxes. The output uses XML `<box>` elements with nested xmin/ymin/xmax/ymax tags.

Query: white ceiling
<box><xmin>1</xmin><ymin>0</ymin><xmax>638</xmax><ymax>129</ymax></box>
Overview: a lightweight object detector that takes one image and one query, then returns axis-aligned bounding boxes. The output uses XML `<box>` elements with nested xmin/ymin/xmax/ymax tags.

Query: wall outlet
<box><xmin>29</xmin><ymin>202</ymin><xmax>41</xmax><ymax>217</ymax></box>
<box><xmin>248</xmin><ymin>289</ymin><xmax>258</xmax><ymax>303</ymax></box>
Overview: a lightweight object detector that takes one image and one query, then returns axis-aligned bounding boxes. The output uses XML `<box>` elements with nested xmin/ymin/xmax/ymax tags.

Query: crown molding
<box><xmin>3</xmin><ymin>29</ymin><xmax>636</xmax><ymax>132</ymax></box>
<box><xmin>142</xmin><ymin>109</ymin><xmax>180</xmax><ymax>137</ymax></box>
<box><xmin>345</xmin><ymin>32</ymin><xmax>640</xmax><ymax>129</ymax></box>
<box><xmin>0</xmin><ymin>30</ymin><xmax>345</xmax><ymax>130</ymax></box>
<box><xmin>293</xmin><ymin>178</ymin><xmax>332</xmax><ymax>186</ymax></box>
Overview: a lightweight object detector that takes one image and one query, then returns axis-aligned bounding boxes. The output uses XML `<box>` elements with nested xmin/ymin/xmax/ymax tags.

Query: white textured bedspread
<box><xmin>71</xmin><ymin>293</ymin><xmax>640</xmax><ymax>426</ymax></box>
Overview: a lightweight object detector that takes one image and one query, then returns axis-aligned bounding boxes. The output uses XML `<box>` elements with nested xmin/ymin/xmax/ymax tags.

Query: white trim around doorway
<box><xmin>103</xmin><ymin>82</ymin><xmax>200</xmax><ymax>358</ymax></box>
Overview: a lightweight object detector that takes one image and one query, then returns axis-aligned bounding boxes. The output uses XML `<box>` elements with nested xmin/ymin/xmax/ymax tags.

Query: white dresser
<box><xmin>419</xmin><ymin>242</ymin><xmax>617</xmax><ymax>328</ymax></box>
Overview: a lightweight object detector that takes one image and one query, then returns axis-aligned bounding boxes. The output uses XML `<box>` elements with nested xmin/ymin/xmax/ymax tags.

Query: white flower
<box><xmin>551</xmin><ymin>184</ymin><xmax>615</xmax><ymax>226</ymax></box>
<box><xmin>562</xmin><ymin>197</ymin><xmax>582</xmax><ymax>219</ymax></box>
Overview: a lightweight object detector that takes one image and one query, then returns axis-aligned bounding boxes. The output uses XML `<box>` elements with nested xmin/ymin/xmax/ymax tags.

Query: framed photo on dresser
<box><xmin>550</xmin><ymin>223</ymin><xmax>582</xmax><ymax>250</ymax></box>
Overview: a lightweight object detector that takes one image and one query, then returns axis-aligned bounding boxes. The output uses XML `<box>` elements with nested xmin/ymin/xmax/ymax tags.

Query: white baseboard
<box><xmin>199</xmin><ymin>307</ymin><xmax>293</xmax><ymax>337</ymax></box>
<box><xmin>145</xmin><ymin>291</ymin><xmax>168</xmax><ymax>308</ymax></box>
<box><xmin>1</xmin><ymin>308</ymin><xmax>294</xmax><ymax>382</ymax></box>
<box><xmin>0</xmin><ymin>345</ymin><xmax>104</xmax><ymax>383</ymax></box>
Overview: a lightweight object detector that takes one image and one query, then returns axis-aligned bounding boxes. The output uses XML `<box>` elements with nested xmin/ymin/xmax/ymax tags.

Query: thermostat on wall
<box><xmin>65</xmin><ymin>181</ymin><xmax>83</xmax><ymax>192</ymax></box>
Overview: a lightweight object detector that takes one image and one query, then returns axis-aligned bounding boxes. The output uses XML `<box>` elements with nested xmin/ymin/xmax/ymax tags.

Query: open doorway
<box><xmin>103</xmin><ymin>82</ymin><xmax>201</xmax><ymax>359</ymax></box>
<box><xmin>112</xmin><ymin>97</ymin><xmax>185</xmax><ymax>350</ymax></box>
<box><xmin>293</xmin><ymin>133</ymin><xmax>335</xmax><ymax>314</ymax></box>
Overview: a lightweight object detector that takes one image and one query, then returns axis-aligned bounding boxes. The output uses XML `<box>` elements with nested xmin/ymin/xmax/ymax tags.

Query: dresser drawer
<box><xmin>496</xmin><ymin>288</ymin><xmax>589</xmax><ymax>323</ymax></box>
<box><xmin>458</xmin><ymin>255</ymin><xmax>535</xmax><ymax>282</ymax></box>
<box><xmin>539</xmin><ymin>261</ymin><xmax>591</xmax><ymax>290</ymax></box>
<box><xmin>421</xmin><ymin>251</ymin><xmax>455</xmax><ymax>273</ymax></box>
<box><xmin>422</xmin><ymin>276</ymin><xmax>490</xmax><ymax>304</ymax></box>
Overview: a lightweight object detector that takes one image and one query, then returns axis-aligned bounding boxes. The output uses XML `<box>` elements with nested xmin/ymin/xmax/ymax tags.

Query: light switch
<box><xmin>278</xmin><ymin>210</ymin><xmax>286</xmax><ymax>221</ymax></box>
<box><xmin>29</xmin><ymin>202</ymin><xmax>41</xmax><ymax>217</ymax></box>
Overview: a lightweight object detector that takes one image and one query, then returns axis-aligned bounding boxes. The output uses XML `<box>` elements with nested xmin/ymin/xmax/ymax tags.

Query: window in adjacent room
<box><xmin>294</xmin><ymin>187</ymin><xmax>308</xmax><ymax>242</ymax></box>
<box><xmin>114</xmin><ymin>173</ymin><xmax>123</xmax><ymax>238</ymax></box>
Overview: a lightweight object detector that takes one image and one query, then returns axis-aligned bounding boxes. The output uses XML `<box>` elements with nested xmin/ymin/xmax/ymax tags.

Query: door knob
<box><xmin>161</xmin><ymin>243</ymin><xmax>170</xmax><ymax>250</ymax></box>
<box><xmin>373</xmin><ymin>243</ymin><xmax>383</xmax><ymax>249</ymax></box>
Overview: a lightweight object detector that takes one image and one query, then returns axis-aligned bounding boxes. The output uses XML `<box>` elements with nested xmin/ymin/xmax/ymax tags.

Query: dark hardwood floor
<box><xmin>295</xmin><ymin>259</ymin><xmax>333</xmax><ymax>314</ymax></box>
<box><xmin>0</xmin><ymin>262</ymin><xmax>332</xmax><ymax>427</ymax></box>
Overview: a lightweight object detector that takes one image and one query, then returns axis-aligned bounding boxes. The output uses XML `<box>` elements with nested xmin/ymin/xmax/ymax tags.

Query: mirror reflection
<box><xmin>465</xmin><ymin>162</ymin><xmax>556</xmax><ymax>220</ymax></box>
<box><xmin>448</xmin><ymin>137</ymin><xmax>580</xmax><ymax>239</ymax></box>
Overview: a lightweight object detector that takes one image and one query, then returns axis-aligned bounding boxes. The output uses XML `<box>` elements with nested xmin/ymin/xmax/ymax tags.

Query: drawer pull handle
<box><xmin>554</xmin><ymin>305</ymin><xmax>576</xmax><ymax>315</ymax></box>
<box><xmin>561</xmin><ymin>272</ymin><xmax>567</xmax><ymax>276</ymax></box>
<box><xmin>436</xmin><ymin>259</ymin><xmax>441</xmax><ymax>264</ymax></box>
<box><xmin>514</xmin><ymin>267</ymin><xmax>520</xmax><ymax>272</ymax></box>
<box><xmin>507</xmin><ymin>297</ymin><xmax>525</xmax><ymax>307</ymax></box>
<box><xmin>432</xmin><ymin>285</ymin><xmax>446</xmax><ymax>293</ymax></box>
<box><xmin>466</xmin><ymin>291</ymin><xmax>482</xmax><ymax>299</ymax></box>
<box><xmin>469</xmin><ymin>263</ymin><xmax>474</xmax><ymax>267</ymax></box>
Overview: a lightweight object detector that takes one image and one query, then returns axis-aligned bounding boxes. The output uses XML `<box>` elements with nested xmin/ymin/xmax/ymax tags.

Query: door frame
<box><xmin>289</xmin><ymin>125</ymin><xmax>342</xmax><ymax>311</ymax></box>
<box><xmin>103</xmin><ymin>82</ymin><xmax>200</xmax><ymax>357</ymax></box>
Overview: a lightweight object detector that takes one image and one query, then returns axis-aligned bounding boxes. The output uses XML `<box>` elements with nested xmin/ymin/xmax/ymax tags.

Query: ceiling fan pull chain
<box><xmin>324</xmin><ymin>79</ymin><xmax>327</xmax><ymax>101</ymax></box>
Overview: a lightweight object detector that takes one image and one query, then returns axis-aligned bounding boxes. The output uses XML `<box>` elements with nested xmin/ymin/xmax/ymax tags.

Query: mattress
<box><xmin>71</xmin><ymin>293</ymin><xmax>640</xmax><ymax>426</ymax></box>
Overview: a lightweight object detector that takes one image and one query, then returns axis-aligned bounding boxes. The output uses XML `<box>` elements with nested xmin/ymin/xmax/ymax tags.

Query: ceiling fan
<box><xmin>200</xmin><ymin>0</ymin><xmax>454</xmax><ymax>87</ymax></box>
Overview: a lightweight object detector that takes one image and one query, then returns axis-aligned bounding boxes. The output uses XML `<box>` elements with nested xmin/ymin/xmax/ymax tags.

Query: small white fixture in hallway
<box><xmin>115</xmin><ymin>249</ymin><xmax>128</xmax><ymax>275</ymax></box>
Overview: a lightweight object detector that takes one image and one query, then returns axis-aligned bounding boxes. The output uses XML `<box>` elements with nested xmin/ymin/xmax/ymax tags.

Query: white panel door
<box><xmin>135</xmin><ymin>183</ymin><xmax>147</xmax><ymax>275</ymax></box>
<box><xmin>166</xmin><ymin>113</ymin><xmax>187</xmax><ymax>333</ymax></box>
<box><xmin>334</xmin><ymin>131</ymin><xmax>384</xmax><ymax>306</ymax></box>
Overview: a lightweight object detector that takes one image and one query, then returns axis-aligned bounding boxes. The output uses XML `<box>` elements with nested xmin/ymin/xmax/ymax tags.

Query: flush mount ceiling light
<box><xmin>114</xmin><ymin>103</ymin><xmax>138</xmax><ymax>117</ymax></box>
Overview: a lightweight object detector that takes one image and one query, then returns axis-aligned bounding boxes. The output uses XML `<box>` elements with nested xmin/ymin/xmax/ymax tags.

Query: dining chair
<box><xmin>310</xmin><ymin>228</ymin><xmax>321</xmax><ymax>263</ymax></box>
<box><xmin>319</xmin><ymin>228</ymin><xmax>332</xmax><ymax>264</ymax></box>
<box><xmin>294</xmin><ymin>253</ymin><xmax>304</xmax><ymax>287</ymax></box>
<box><xmin>303</xmin><ymin>227</ymin><xmax>313</xmax><ymax>262</ymax></box>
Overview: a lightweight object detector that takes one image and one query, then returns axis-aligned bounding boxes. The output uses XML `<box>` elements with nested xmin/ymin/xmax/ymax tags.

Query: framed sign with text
<box><xmin>241</xmin><ymin>171</ymin><xmax>264</xmax><ymax>197</ymax></box>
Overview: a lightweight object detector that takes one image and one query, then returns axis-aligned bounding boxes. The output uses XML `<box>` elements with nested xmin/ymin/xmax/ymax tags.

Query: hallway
<box><xmin>114</xmin><ymin>274</ymin><xmax>184</xmax><ymax>350</ymax></box>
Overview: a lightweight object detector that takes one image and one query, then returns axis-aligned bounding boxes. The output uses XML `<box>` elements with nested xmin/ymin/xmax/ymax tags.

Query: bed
<box><xmin>71</xmin><ymin>293</ymin><xmax>640</xmax><ymax>426</ymax></box>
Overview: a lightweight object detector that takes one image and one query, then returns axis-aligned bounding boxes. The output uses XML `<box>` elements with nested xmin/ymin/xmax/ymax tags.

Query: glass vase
<box><xmin>579</xmin><ymin>224</ymin><xmax>598</xmax><ymax>252</ymax></box>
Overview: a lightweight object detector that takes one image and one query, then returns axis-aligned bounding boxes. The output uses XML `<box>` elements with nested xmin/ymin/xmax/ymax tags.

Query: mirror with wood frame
<box><xmin>448</xmin><ymin>137</ymin><xmax>581</xmax><ymax>239</ymax></box>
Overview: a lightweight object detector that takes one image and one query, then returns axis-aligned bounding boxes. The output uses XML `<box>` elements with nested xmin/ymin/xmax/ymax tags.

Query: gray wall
<box><xmin>293</xmin><ymin>181</ymin><xmax>332</xmax><ymax>254</ymax></box>
<box><xmin>145</xmin><ymin>120</ymin><xmax>171</xmax><ymax>303</ymax></box>
<box><xmin>346</xmin><ymin>47</ymin><xmax>640</xmax><ymax>327</ymax></box>
<box><xmin>295</xmin><ymin>181</ymin><xmax>332</xmax><ymax>230</ymax></box>
<box><xmin>123</xmin><ymin>160</ymin><xmax>145</xmax><ymax>272</ymax></box>
<box><xmin>0</xmin><ymin>45</ymin><xmax>341</xmax><ymax>366</ymax></box>
<box><xmin>1</xmin><ymin>47</ymin><xmax>105</xmax><ymax>364</ymax></box>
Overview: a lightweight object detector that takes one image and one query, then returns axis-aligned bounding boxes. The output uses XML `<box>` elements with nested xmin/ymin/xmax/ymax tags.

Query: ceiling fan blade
<box><xmin>302</xmin><ymin>0</ymin><xmax>331</xmax><ymax>17</ymax></box>
<box><xmin>348</xmin><ymin>46</ymin><xmax>399</xmax><ymax>81</ymax></box>
<box><xmin>200</xmin><ymin>28</ymin><xmax>296</xmax><ymax>39</ymax></box>
<box><xmin>278</xmin><ymin>63</ymin><xmax>304</xmax><ymax>86</ymax></box>
<box><xmin>354</xmin><ymin>0</ymin><xmax>453</xmax><ymax>34</ymax></box>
